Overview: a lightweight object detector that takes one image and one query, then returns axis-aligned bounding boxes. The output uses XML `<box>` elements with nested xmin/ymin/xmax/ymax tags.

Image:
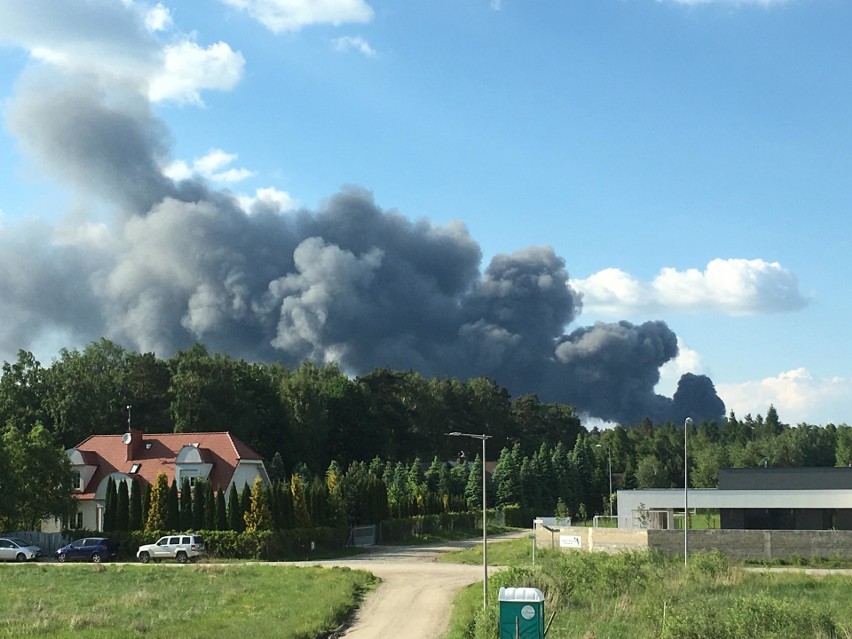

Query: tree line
<box><xmin>1</xmin><ymin>338</ymin><xmax>851</xmax><ymax>531</ymax></box>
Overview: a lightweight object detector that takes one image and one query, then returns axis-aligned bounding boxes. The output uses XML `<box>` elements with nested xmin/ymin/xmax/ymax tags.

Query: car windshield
<box><xmin>9</xmin><ymin>538</ymin><xmax>30</xmax><ymax>547</ymax></box>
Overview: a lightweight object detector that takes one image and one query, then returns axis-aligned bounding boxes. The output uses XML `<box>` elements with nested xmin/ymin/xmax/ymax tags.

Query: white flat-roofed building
<box><xmin>617</xmin><ymin>467</ymin><xmax>852</xmax><ymax>531</ymax></box>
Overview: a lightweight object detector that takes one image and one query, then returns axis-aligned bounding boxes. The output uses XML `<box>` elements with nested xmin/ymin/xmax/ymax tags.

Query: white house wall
<box><xmin>617</xmin><ymin>488</ymin><xmax>852</xmax><ymax>528</ymax></box>
<box><xmin>229</xmin><ymin>460</ymin><xmax>269</xmax><ymax>493</ymax></box>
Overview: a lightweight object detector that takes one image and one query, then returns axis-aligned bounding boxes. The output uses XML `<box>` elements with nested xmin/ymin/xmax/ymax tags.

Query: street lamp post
<box><xmin>684</xmin><ymin>417</ymin><xmax>693</xmax><ymax>567</ymax></box>
<box><xmin>447</xmin><ymin>431</ymin><xmax>492</xmax><ymax>608</ymax></box>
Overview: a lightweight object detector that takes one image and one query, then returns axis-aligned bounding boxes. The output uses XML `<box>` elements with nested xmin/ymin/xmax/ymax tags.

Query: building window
<box><xmin>129</xmin><ymin>463</ymin><xmax>141</xmax><ymax>474</ymax></box>
<box><xmin>72</xmin><ymin>471</ymin><xmax>82</xmax><ymax>491</ymax></box>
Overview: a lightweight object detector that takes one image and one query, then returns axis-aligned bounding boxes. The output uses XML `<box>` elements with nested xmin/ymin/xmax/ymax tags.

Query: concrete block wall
<box><xmin>532</xmin><ymin>525</ymin><xmax>648</xmax><ymax>553</ymax></box>
<box><xmin>647</xmin><ymin>529</ymin><xmax>852</xmax><ymax>561</ymax></box>
<box><xmin>533</xmin><ymin>523</ymin><xmax>852</xmax><ymax>561</ymax></box>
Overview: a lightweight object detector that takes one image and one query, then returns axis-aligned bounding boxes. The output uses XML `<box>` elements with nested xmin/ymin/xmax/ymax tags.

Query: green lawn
<box><xmin>437</xmin><ymin>535</ymin><xmax>534</xmax><ymax>567</ymax></box>
<box><xmin>0</xmin><ymin>563</ymin><xmax>377</xmax><ymax>639</ymax></box>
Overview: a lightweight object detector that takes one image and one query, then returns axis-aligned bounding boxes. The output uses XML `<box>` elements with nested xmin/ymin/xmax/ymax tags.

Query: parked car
<box><xmin>0</xmin><ymin>537</ymin><xmax>42</xmax><ymax>562</ymax></box>
<box><xmin>137</xmin><ymin>534</ymin><xmax>205</xmax><ymax>564</ymax></box>
<box><xmin>55</xmin><ymin>537</ymin><xmax>118</xmax><ymax>563</ymax></box>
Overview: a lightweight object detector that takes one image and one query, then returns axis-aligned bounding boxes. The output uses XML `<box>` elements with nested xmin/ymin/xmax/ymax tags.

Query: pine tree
<box><xmin>167</xmin><ymin>479</ymin><xmax>180</xmax><ymax>530</ymax></box>
<box><xmin>129</xmin><ymin>478</ymin><xmax>142</xmax><ymax>531</ymax></box>
<box><xmin>424</xmin><ymin>456</ymin><xmax>444</xmax><ymax>495</ymax></box>
<box><xmin>290</xmin><ymin>474</ymin><xmax>311</xmax><ymax>528</ymax></box>
<box><xmin>116</xmin><ymin>479</ymin><xmax>129</xmax><ymax>530</ymax></box>
<box><xmin>306</xmin><ymin>477</ymin><xmax>330</xmax><ymax>526</ymax></box>
<box><xmin>142</xmin><ymin>483</ymin><xmax>152</xmax><ymax>526</ymax></box>
<box><xmin>215</xmin><ymin>489</ymin><xmax>227</xmax><ymax>530</ymax></box>
<box><xmin>269</xmin><ymin>452</ymin><xmax>286</xmax><ymax>483</ymax></box>
<box><xmin>204</xmin><ymin>482</ymin><xmax>215</xmax><ymax>530</ymax></box>
<box><xmin>240</xmin><ymin>482</ymin><xmax>252</xmax><ymax>528</ymax></box>
<box><xmin>325</xmin><ymin>461</ymin><xmax>348</xmax><ymax>527</ymax></box>
<box><xmin>192</xmin><ymin>480</ymin><xmax>206</xmax><ymax>529</ymax></box>
<box><xmin>276</xmin><ymin>479</ymin><xmax>294</xmax><ymax>529</ymax></box>
<box><xmin>465</xmin><ymin>454</ymin><xmax>483</xmax><ymax>509</ymax></box>
<box><xmin>145</xmin><ymin>472</ymin><xmax>169</xmax><ymax>532</ymax></box>
<box><xmin>227</xmin><ymin>485</ymin><xmax>243</xmax><ymax>532</ymax></box>
<box><xmin>244</xmin><ymin>477</ymin><xmax>273</xmax><ymax>532</ymax></box>
<box><xmin>493</xmin><ymin>445</ymin><xmax>521</xmax><ymax>507</ymax></box>
<box><xmin>103</xmin><ymin>477</ymin><xmax>117</xmax><ymax>531</ymax></box>
<box><xmin>180</xmin><ymin>478</ymin><xmax>193</xmax><ymax>530</ymax></box>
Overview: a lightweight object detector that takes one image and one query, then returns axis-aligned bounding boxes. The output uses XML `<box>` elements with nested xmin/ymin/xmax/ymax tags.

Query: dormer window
<box><xmin>129</xmin><ymin>463</ymin><xmax>141</xmax><ymax>474</ymax></box>
<box><xmin>145</xmin><ymin>443</ymin><xmax>152</xmax><ymax>450</ymax></box>
<box><xmin>72</xmin><ymin>471</ymin><xmax>82</xmax><ymax>491</ymax></box>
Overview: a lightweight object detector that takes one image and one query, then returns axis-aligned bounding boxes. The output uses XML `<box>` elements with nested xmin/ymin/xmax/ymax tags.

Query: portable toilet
<box><xmin>498</xmin><ymin>586</ymin><xmax>545</xmax><ymax>639</ymax></box>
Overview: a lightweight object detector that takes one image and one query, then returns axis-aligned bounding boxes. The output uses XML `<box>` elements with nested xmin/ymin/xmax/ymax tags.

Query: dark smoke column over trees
<box><xmin>0</xmin><ymin>73</ymin><xmax>724</xmax><ymax>426</ymax></box>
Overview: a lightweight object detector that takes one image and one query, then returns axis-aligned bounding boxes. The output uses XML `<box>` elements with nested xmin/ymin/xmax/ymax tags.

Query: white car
<box><xmin>137</xmin><ymin>534</ymin><xmax>206</xmax><ymax>564</ymax></box>
<box><xmin>0</xmin><ymin>537</ymin><xmax>42</xmax><ymax>562</ymax></box>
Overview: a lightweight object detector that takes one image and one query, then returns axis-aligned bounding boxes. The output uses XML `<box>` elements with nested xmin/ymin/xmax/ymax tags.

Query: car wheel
<box><xmin>57</xmin><ymin>553</ymin><xmax>67</xmax><ymax>563</ymax></box>
<box><xmin>175</xmin><ymin>551</ymin><xmax>188</xmax><ymax>564</ymax></box>
<box><xmin>139</xmin><ymin>551</ymin><xmax>150</xmax><ymax>564</ymax></box>
<box><xmin>15</xmin><ymin>553</ymin><xmax>26</xmax><ymax>562</ymax></box>
<box><xmin>91</xmin><ymin>553</ymin><xmax>102</xmax><ymax>563</ymax></box>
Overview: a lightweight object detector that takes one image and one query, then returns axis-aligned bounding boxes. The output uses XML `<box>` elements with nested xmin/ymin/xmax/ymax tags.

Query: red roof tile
<box><xmin>72</xmin><ymin>431</ymin><xmax>263</xmax><ymax>498</ymax></box>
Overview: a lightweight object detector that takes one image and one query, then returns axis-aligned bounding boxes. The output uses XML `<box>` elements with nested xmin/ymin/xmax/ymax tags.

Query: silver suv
<box><xmin>137</xmin><ymin>534</ymin><xmax>206</xmax><ymax>564</ymax></box>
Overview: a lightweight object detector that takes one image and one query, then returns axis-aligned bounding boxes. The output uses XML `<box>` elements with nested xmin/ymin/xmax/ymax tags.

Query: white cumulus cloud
<box><xmin>149</xmin><ymin>40</ymin><xmax>245</xmax><ymax>104</ymax></box>
<box><xmin>163</xmin><ymin>148</ymin><xmax>256</xmax><ymax>184</ymax></box>
<box><xmin>574</xmin><ymin>258</ymin><xmax>808</xmax><ymax>317</ymax></box>
<box><xmin>221</xmin><ymin>0</ymin><xmax>374</xmax><ymax>33</ymax></box>
<box><xmin>0</xmin><ymin>1</ymin><xmax>243</xmax><ymax>105</ymax></box>
<box><xmin>717</xmin><ymin>369</ymin><xmax>852</xmax><ymax>426</ymax></box>
<box><xmin>237</xmin><ymin>187</ymin><xmax>298</xmax><ymax>213</ymax></box>
<box><xmin>145</xmin><ymin>3</ymin><xmax>173</xmax><ymax>31</ymax></box>
<box><xmin>332</xmin><ymin>35</ymin><xmax>376</xmax><ymax>57</ymax></box>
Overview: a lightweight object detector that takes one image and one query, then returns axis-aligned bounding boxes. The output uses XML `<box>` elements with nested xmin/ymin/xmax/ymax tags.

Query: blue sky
<box><xmin>0</xmin><ymin>0</ymin><xmax>850</xmax><ymax>426</ymax></box>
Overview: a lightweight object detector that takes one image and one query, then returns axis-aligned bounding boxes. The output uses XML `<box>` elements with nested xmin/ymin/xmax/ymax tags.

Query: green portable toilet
<box><xmin>498</xmin><ymin>586</ymin><xmax>545</xmax><ymax>639</ymax></box>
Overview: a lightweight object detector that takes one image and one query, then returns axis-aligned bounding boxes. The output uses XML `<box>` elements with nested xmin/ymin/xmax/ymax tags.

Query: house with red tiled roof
<box><xmin>43</xmin><ymin>429</ymin><xmax>269</xmax><ymax>532</ymax></box>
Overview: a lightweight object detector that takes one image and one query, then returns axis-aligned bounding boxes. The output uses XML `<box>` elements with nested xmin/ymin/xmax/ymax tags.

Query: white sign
<box><xmin>559</xmin><ymin>535</ymin><xmax>581</xmax><ymax>548</ymax></box>
<box><xmin>521</xmin><ymin>605</ymin><xmax>536</xmax><ymax>620</ymax></box>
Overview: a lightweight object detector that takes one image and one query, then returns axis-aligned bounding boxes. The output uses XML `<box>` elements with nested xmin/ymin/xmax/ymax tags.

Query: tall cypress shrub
<box><xmin>103</xmin><ymin>478</ymin><xmax>117</xmax><ymax>531</ymax></box>
<box><xmin>145</xmin><ymin>473</ymin><xmax>169</xmax><ymax>532</ymax></box>
<box><xmin>167</xmin><ymin>480</ymin><xmax>180</xmax><ymax>530</ymax></box>
<box><xmin>228</xmin><ymin>485</ymin><xmax>243</xmax><ymax>532</ymax></box>
<box><xmin>129</xmin><ymin>478</ymin><xmax>142</xmax><ymax>531</ymax></box>
<box><xmin>180</xmin><ymin>478</ymin><xmax>193</xmax><ymax>530</ymax></box>
<box><xmin>215</xmin><ymin>489</ymin><xmax>227</xmax><ymax>530</ymax></box>
<box><xmin>116</xmin><ymin>479</ymin><xmax>129</xmax><ymax>530</ymax></box>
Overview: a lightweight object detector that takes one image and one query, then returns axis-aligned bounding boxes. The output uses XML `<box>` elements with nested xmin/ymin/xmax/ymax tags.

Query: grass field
<box><xmin>0</xmin><ymin>563</ymin><xmax>377</xmax><ymax>639</ymax></box>
<box><xmin>441</xmin><ymin>538</ymin><xmax>852</xmax><ymax>639</ymax></box>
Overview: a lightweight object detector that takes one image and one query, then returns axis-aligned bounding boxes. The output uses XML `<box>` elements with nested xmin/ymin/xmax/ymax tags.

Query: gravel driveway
<box><xmin>311</xmin><ymin>534</ymin><xmax>522</xmax><ymax>639</ymax></box>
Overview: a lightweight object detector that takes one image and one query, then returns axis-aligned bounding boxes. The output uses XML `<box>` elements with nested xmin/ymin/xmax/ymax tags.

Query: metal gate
<box><xmin>349</xmin><ymin>525</ymin><xmax>377</xmax><ymax>547</ymax></box>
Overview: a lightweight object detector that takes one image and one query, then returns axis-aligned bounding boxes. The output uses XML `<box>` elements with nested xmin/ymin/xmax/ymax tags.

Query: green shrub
<box><xmin>501</xmin><ymin>505</ymin><xmax>536</xmax><ymax>528</ymax></box>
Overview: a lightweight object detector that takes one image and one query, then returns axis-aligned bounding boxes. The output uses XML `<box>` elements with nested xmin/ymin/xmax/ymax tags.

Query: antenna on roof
<box><xmin>127</xmin><ymin>405</ymin><xmax>132</xmax><ymax>431</ymax></box>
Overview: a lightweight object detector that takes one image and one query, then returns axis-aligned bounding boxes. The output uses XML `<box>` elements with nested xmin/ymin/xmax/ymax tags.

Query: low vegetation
<box><xmin>0</xmin><ymin>563</ymin><xmax>376</xmax><ymax>639</ymax></box>
<box><xmin>443</xmin><ymin>539</ymin><xmax>852</xmax><ymax>638</ymax></box>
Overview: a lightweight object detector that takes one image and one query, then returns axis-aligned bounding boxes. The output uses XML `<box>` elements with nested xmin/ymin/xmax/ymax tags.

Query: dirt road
<box><xmin>312</xmin><ymin>536</ymin><xmax>518</xmax><ymax>639</ymax></box>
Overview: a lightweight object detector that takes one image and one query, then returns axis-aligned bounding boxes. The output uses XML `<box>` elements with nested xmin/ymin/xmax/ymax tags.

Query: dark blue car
<box><xmin>55</xmin><ymin>537</ymin><xmax>118</xmax><ymax>563</ymax></box>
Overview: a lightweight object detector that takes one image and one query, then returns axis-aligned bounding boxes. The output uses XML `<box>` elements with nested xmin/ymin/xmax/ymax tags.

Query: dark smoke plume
<box><xmin>0</xmin><ymin>73</ymin><xmax>725</xmax><ymax>426</ymax></box>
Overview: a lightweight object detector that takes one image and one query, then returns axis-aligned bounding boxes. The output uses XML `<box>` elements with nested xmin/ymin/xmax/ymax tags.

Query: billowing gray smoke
<box><xmin>0</xmin><ymin>74</ymin><xmax>724</xmax><ymax>426</ymax></box>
